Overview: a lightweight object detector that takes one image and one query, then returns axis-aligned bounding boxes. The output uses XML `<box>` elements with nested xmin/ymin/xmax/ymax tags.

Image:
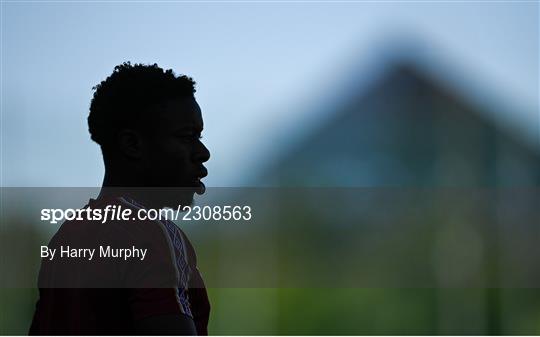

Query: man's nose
<box><xmin>194</xmin><ymin>141</ymin><xmax>210</xmax><ymax>163</ymax></box>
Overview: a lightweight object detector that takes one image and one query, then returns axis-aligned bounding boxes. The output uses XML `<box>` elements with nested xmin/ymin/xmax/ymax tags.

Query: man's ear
<box><xmin>117</xmin><ymin>129</ymin><xmax>144</xmax><ymax>159</ymax></box>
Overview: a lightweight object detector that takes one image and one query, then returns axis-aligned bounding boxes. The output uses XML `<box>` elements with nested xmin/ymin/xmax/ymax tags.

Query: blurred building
<box><xmin>259</xmin><ymin>58</ymin><xmax>540</xmax><ymax>187</ymax></box>
<box><xmin>248</xmin><ymin>53</ymin><xmax>540</xmax><ymax>334</ymax></box>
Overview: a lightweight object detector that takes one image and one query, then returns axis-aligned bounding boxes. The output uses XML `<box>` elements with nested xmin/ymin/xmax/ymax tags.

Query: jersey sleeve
<box><xmin>120</xmin><ymin>218</ymin><xmax>185</xmax><ymax>321</ymax></box>
<box><xmin>180</xmin><ymin>228</ymin><xmax>211</xmax><ymax>335</ymax></box>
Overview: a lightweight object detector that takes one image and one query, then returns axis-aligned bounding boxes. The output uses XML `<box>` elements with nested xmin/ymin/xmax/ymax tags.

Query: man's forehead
<box><xmin>153</xmin><ymin>97</ymin><xmax>203</xmax><ymax>128</ymax></box>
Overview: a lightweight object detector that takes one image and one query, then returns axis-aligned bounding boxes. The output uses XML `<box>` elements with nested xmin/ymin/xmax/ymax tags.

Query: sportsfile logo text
<box><xmin>41</xmin><ymin>205</ymin><xmax>252</xmax><ymax>224</ymax></box>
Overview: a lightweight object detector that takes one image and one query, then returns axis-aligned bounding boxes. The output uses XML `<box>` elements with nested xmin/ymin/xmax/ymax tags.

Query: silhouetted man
<box><xmin>30</xmin><ymin>63</ymin><xmax>211</xmax><ymax>335</ymax></box>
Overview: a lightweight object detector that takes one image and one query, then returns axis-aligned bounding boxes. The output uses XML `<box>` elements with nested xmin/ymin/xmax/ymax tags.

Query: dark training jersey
<box><xmin>29</xmin><ymin>196</ymin><xmax>210</xmax><ymax>335</ymax></box>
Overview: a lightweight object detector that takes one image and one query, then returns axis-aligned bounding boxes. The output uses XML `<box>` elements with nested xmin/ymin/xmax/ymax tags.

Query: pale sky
<box><xmin>1</xmin><ymin>1</ymin><xmax>538</xmax><ymax>187</ymax></box>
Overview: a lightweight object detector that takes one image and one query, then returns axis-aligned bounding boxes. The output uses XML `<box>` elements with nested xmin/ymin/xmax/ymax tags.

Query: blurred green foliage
<box><xmin>3</xmin><ymin>287</ymin><xmax>539</xmax><ymax>335</ymax></box>
<box><xmin>2</xmin><ymin>196</ymin><xmax>540</xmax><ymax>335</ymax></box>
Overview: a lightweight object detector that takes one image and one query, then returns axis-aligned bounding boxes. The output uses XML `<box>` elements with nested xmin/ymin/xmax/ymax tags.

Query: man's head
<box><xmin>89</xmin><ymin>62</ymin><xmax>210</xmax><ymax>206</ymax></box>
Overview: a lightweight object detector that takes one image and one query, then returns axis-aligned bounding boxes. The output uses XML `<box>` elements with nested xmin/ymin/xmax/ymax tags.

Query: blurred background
<box><xmin>1</xmin><ymin>1</ymin><xmax>539</xmax><ymax>335</ymax></box>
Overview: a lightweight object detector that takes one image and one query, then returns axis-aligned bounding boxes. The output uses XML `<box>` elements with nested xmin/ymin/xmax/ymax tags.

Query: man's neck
<box><xmin>99</xmin><ymin>171</ymin><xmax>147</xmax><ymax>205</ymax></box>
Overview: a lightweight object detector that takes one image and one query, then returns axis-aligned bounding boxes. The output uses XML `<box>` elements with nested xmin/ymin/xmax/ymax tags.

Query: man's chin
<box><xmin>196</xmin><ymin>181</ymin><xmax>206</xmax><ymax>195</ymax></box>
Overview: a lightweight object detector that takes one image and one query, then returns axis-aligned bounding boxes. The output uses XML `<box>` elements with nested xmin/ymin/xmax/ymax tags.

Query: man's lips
<box><xmin>197</xmin><ymin>166</ymin><xmax>208</xmax><ymax>179</ymax></box>
<box><xmin>194</xmin><ymin>166</ymin><xmax>207</xmax><ymax>195</ymax></box>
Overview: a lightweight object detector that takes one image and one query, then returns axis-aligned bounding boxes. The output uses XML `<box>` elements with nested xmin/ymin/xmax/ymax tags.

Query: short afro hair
<box><xmin>88</xmin><ymin>62</ymin><xmax>196</xmax><ymax>146</ymax></box>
